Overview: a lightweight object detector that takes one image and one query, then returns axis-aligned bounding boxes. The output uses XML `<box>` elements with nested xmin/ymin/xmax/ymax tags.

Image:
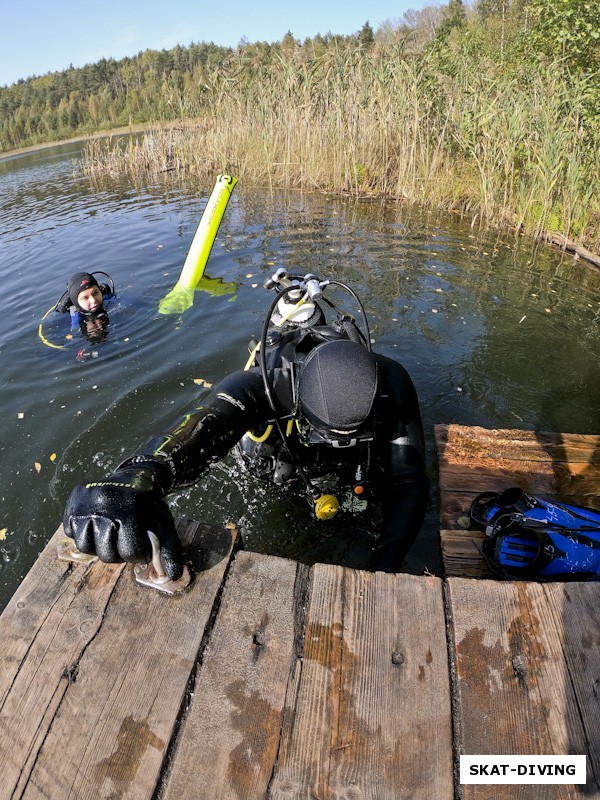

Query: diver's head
<box><xmin>298</xmin><ymin>339</ymin><xmax>378</xmax><ymax>446</ymax></box>
<box><xmin>68</xmin><ymin>272</ymin><xmax>103</xmax><ymax>313</ymax></box>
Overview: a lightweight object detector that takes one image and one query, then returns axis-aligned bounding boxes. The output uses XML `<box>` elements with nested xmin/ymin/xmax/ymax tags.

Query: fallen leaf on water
<box><xmin>193</xmin><ymin>378</ymin><xmax>213</xmax><ymax>388</ymax></box>
<box><xmin>34</xmin><ymin>462</ymin><xmax>41</xmax><ymax>473</ymax></box>
<box><xmin>65</xmin><ymin>333</ymin><xmax>73</xmax><ymax>340</ymax></box>
<box><xmin>50</xmin><ymin>453</ymin><xmax>57</xmax><ymax>462</ymax></box>
<box><xmin>0</xmin><ymin>528</ymin><xmax>7</xmax><ymax>540</ymax></box>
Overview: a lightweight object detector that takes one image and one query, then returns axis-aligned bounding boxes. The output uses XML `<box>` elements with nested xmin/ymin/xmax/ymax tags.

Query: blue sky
<box><xmin>1</xmin><ymin>0</ymin><xmax>435</xmax><ymax>87</ymax></box>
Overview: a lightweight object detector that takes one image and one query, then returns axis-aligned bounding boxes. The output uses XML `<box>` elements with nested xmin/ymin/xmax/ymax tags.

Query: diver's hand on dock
<box><xmin>63</xmin><ymin>465</ymin><xmax>184</xmax><ymax>580</ymax></box>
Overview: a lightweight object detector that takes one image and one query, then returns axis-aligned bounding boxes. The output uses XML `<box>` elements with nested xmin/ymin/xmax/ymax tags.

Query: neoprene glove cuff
<box><xmin>113</xmin><ymin>454</ymin><xmax>175</xmax><ymax>495</ymax></box>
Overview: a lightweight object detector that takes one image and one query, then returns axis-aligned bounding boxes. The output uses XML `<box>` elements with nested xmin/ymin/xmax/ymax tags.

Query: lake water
<box><xmin>1</xmin><ymin>142</ymin><xmax>600</xmax><ymax>610</ymax></box>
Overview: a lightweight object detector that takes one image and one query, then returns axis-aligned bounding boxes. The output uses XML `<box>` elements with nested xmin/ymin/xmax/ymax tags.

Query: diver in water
<box><xmin>63</xmin><ymin>269</ymin><xmax>430</xmax><ymax>579</ymax></box>
<box><xmin>38</xmin><ymin>270</ymin><xmax>117</xmax><ymax>354</ymax></box>
<box><xmin>55</xmin><ymin>271</ymin><xmax>116</xmax><ymax>343</ymax></box>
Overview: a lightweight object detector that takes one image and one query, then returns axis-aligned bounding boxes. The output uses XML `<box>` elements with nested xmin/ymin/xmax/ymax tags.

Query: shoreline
<box><xmin>3</xmin><ymin>125</ymin><xmax>599</xmax><ymax>271</ymax></box>
<box><xmin>0</xmin><ymin>124</ymin><xmax>150</xmax><ymax>160</ymax></box>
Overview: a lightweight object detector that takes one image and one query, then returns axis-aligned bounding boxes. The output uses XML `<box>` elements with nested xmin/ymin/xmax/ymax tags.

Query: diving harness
<box><xmin>470</xmin><ymin>487</ymin><xmax>600</xmax><ymax>580</ymax></box>
<box><xmin>241</xmin><ymin>268</ymin><xmax>373</xmax><ymax>521</ymax></box>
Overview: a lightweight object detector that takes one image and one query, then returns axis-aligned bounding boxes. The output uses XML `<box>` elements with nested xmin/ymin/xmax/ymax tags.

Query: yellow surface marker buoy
<box><xmin>158</xmin><ymin>174</ymin><xmax>237</xmax><ymax>315</ymax></box>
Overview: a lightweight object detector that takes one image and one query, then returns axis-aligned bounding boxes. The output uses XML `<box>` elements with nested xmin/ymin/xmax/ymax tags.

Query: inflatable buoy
<box><xmin>158</xmin><ymin>174</ymin><xmax>237</xmax><ymax>315</ymax></box>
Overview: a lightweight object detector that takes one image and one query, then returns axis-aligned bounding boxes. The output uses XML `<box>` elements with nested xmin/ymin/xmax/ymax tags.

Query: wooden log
<box><xmin>447</xmin><ymin>577</ymin><xmax>600</xmax><ymax>798</ymax></box>
<box><xmin>548</xmin><ymin>232</ymin><xmax>600</xmax><ymax>271</ymax></box>
<box><xmin>160</xmin><ymin>550</ymin><xmax>303</xmax><ymax>800</ymax></box>
<box><xmin>0</xmin><ymin>519</ymin><xmax>238</xmax><ymax>800</ymax></box>
<box><xmin>270</xmin><ymin>567</ymin><xmax>454</xmax><ymax>799</ymax></box>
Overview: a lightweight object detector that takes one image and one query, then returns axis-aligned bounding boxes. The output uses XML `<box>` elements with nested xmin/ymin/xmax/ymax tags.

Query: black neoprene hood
<box><xmin>68</xmin><ymin>272</ymin><xmax>100</xmax><ymax>308</ymax></box>
<box><xmin>298</xmin><ymin>339</ymin><xmax>378</xmax><ymax>435</ymax></box>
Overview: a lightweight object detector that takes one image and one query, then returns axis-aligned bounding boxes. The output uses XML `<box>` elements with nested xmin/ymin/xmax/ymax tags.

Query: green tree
<box><xmin>527</xmin><ymin>0</ymin><xmax>600</xmax><ymax>72</ymax></box>
<box><xmin>436</xmin><ymin>0</ymin><xmax>467</xmax><ymax>39</ymax></box>
<box><xmin>358</xmin><ymin>21</ymin><xmax>375</xmax><ymax>49</ymax></box>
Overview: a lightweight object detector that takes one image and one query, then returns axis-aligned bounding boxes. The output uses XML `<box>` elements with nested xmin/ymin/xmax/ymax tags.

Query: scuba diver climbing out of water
<box><xmin>63</xmin><ymin>269</ymin><xmax>430</xmax><ymax>580</ymax></box>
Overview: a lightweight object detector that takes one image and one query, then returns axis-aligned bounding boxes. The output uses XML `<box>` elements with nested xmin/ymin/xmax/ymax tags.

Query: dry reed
<box><xmin>81</xmin><ymin>44</ymin><xmax>600</xmax><ymax>249</ymax></box>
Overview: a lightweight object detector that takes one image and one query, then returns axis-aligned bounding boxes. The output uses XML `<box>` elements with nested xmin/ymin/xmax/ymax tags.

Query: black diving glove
<box><xmin>62</xmin><ymin>462</ymin><xmax>184</xmax><ymax>580</ymax></box>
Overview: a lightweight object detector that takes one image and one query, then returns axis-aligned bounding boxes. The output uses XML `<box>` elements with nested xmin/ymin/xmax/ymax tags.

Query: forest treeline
<box><xmin>2</xmin><ymin>0</ymin><xmax>599</xmax><ymax>250</ymax></box>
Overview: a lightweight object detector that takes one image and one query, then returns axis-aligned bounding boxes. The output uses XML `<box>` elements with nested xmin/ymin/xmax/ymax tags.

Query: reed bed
<box><xmin>81</xmin><ymin>45</ymin><xmax>600</xmax><ymax>250</ymax></box>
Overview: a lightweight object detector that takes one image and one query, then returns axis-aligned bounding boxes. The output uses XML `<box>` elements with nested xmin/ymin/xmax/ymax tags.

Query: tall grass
<box><xmin>81</xmin><ymin>42</ymin><xmax>600</xmax><ymax>250</ymax></box>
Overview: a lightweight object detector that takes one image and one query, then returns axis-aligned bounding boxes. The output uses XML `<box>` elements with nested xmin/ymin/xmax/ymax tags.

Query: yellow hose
<box><xmin>38</xmin><ymin>305</ymin><xmax>66</xmax><ymax>350</ymax></box>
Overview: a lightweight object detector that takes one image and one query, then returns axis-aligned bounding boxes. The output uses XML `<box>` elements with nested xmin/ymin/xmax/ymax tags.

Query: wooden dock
<box><xmin>1</xmin><ymin>424</ymin><xmax>599</xmax><ymax>799</ymax></box>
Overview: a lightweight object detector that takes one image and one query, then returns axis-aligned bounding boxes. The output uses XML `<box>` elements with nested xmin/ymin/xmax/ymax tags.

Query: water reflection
<box><xmin>1</xmin><ymin>144</ymin><xmax>599</xmax><ymax>610</ymax></box>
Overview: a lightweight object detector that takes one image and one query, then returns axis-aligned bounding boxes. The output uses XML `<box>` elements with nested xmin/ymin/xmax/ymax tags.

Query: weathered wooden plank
<box><xmin>270</xmin><ymin>567</ymin><xmax>453</xmax><ymax>799</ymax></box>
<box><xmin>438</xmin><ymin>462</ymin><xmax>555</xmax><ymax>495</ymax></box>
<box><xmin>556</xmin><ymin>582</ymin><xmax>600</xmax><ymax>790</ymax></box>
<box><xmin>435</xmin><ymin>425</ymin><xmax>600</xmax><ymax>465</ymax></box>
<box><xmin>0</xmin><ymin>525</ymin><xmax>125</xmax><ymax>798</ymax></box>
<box><xmin>270</xmin><ymin>563</ymin><xmax>345</xmax><ymax>800</ymax></box>
<box><xmin>329</xmin><ymin>569</ymin><xmax>453</xmax><ymax>799</ymax></box>
<box><xmin>3</xmin><ymin>519</ymin><xmax>237</xmax><ymax>800</ymax></box>
<box><xmin>160</xmin><ymin>550</ymin><xmax>302</xmax><ymax>800</ymax></box>
<box><xmin>436</xmin><ymin>425</ymin><xmax>600</xmax><ymax>508</ymax></box>
<box><xmin>440</xmin><ymin>530</ymin><xmax>490</xmax><ymax>578</ymax></box>
<box><xmin>438</xmin><ymin>462</ymin><xmax>600</xmax><ymax>497</ymax></box>
<box><xmin>447</xmin><ymin>578</ymin><xmax>600</xmax><ymax>799</ymax></box>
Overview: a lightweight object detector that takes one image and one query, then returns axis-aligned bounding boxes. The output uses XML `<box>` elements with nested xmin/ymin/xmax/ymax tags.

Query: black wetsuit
<box><xmin>64</xmin><ymin>322</ymin><xmax>429</xmax><ymax>575</ymax></box>
<box><xmin>119</xmin><ymin>325</ymin><xmax>429</xmax><ymax>571</ymax></box>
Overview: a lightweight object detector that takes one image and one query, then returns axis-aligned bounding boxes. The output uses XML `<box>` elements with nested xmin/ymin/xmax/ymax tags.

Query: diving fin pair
<box><xmin>470</xmin><ymin>486</ymin><xmax>600</xmax><ymax>534</ymax></box>
<box><xmin>470</xmin><ymin>487</ymin><xmax>600</xmax><ymax>581</ymax></box>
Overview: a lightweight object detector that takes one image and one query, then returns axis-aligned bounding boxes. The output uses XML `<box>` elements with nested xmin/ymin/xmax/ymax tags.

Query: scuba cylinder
<box><xmin>470</xmin><ymin>487</ymin><xmax>600</xmax><ymax>580</ymax></box>
<box><xmin>239</xmin><ymin>268</ymin><xmax>373</xmax><ymax>521</ymax></box>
